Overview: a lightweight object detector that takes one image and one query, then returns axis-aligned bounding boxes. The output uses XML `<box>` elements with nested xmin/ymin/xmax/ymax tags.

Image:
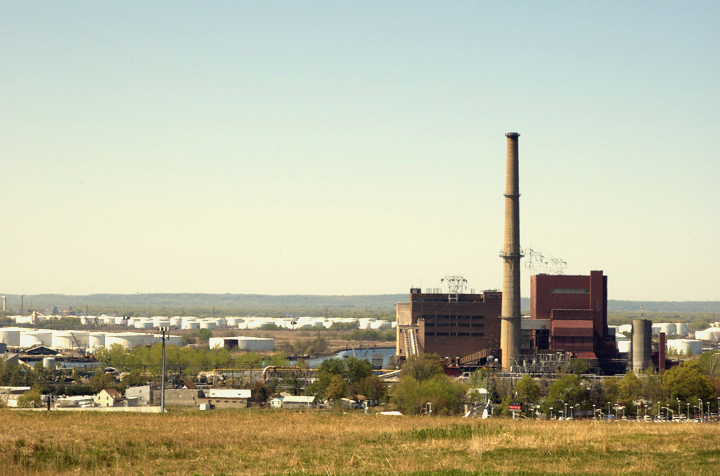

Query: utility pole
<box><xmin>159</xmin><ymin>327</ymin><xmax>167</xmax><ymax>412</ymax></box>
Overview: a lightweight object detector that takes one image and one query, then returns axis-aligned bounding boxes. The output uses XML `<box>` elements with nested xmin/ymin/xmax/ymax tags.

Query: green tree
<box><xmin>325</xmin><ymin>375</ymin><xmax>348</xmax><ymax>403</ymax></box>
<box><xmin>198</xmin><ymin>329</ymin><xmax>213</xmax><ymax>342</ymax></box>
<box><xmin>401</xmin><ymin>353</ymin><xmax>444</xmax><ymax>383</ymax></box>
<box><xmin>391</xmin><ymin>373</ymin><xmax>467</xmax><ymax>415</ymax></box>
<box><xmin>306</xmin><ymin>357</ymin><xmax>373</xmax><ymax>399</ymax></box>
<box><xmin>662</xmin><ymin>361</ymin><xmax>714</xmax><ymax>402</ymax></box>
<box><xmin>540</xmin><ymin>374</ymin><xmax>585</xmax><ymax>415</ymax></box>
<box><xmin>618</xmin><ymin>372</ymin><xmax>644</xmax><ymax>403</ymax></box>
<box><xmin>514</xmin><ymin>375</ymin><xmax>541</xmax><ymax>403</ymax></box>
<box><xmin>17</xmin><ymin>388</ymin><xmax>42</xmax><ymax>408</ymax></box>
<box><xmin>355</xmin><ymin>375</ymin><xmax>388</xmax><ymax>403</ymax></box>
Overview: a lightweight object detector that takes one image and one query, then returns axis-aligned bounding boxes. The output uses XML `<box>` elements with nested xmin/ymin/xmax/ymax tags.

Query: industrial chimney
<box><xmin>500</xmin><ymin>132</ymin><xmax>523</xmax><ymax>371</ymax></box>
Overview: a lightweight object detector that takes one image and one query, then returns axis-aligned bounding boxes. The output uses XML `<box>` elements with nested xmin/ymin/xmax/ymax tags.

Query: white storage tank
<box><xmin>43</xmin><ymin>357</ymin><xmax>56</xmax><ymax>370</ymax></box>
<box><xmin>88</xmin><ymin>332</ymin><xmax>106</xmax><ymax>352</ymax></box>
<box><xmin>371</xmin><ymin>321</ymin><xmax>392</xmax><ymax>330</ymax></box>
<box><xmin>52</xmin><ymin>331</ymin><xmax>89</xmax><ymax>350</ymax></box>
<box><xmin>21</xmin><ymin>330</ymin><xmax>53</xmax><ymax>348</ymax></box>
<box><xmin>154</xmin><ymin>334</ymin><xmax>182</xmax><ymax>346</ymax></box>
<box><xmin>105</xmin><ymin>333</ymin><xmax>148</xmax><ymax>350</ymax></box>
<box><xmin>182</xmin><ymin>321</ymin><xmax>200</xmax><ymax>330</ymax></box>
<box><xmin>114</xmin><ymin>317</ymin><xmax>127</xmax><ymax>326</ymax></box>
<box><xmin>199</xmin><ymin>320</ymin><xmax>217</xmax><ymax>330</ymax></box>
<box><xmin>667</xmin><ymin>339</ymin><xmax>703</xmax><ymax>356</ymax></box>
<box><xmin>152</xmin><ymin>319</ymin><xmax>171</xmax><ymax>329</ymax></box>
<box><xmin>617</xmin><ymin>340</ymin><xmax>631</xmax><ymax>354</ymax></box>
<box><xmin>658</xmin><ymin>323</ymin><xmax>676</xmax><ymax>336</ymax></box>
<box><xmin>0</xmin><ymin>328</ymin><xmax>22</xmax><ymax>346</ymax></box>
<box><xmin>676</xmin><ymin>323</ymin><xmax>689</xmax><ymax>337</ymax></box>
<box><xmin>170</xmin><ymin>317</ymin><xmax>183</xmax><ymax>327</ymax></box>
<box><xmin>134</xmin><ymin>321</ymin><xmax>154</xmax><ymax>330</ymax></box>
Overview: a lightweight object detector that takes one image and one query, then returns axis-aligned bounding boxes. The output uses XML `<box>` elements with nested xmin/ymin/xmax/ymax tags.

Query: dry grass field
<box><xmin>1</xmin><ymin>410</ymin><xmax>719</xmax><ymax>476</ymax></box>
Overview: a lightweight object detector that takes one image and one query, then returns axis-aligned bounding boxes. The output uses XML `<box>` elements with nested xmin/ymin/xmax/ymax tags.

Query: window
<box><xmin>471</xmin><ymin>332</ymin><xmax>484</xmax><ymax>337</ymax></box>
<box><xmin>551</xmin><ymin>288</ymin><xmax>589</xmax><ymax>294</ymax></box>
<box><xmin>436</xmin><ymin>332</ymin><xmax>449</xmax><ymax>336</ymax></box>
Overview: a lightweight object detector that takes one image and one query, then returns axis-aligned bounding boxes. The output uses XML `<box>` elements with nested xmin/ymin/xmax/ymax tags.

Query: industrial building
<box><xmin>395</xmin><ymin>133</ymin><xmax>624</xmax><ymax>374</ymax></box>
<box><xmin>396</xmin><ymin>286</ymin><xmax>502</xmax><ymax>363</ymax></box>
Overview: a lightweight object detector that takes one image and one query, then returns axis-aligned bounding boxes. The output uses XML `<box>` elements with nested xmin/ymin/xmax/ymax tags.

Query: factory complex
<box><xmin>395</xmin><ymin>133</ymin><xmax>715</xmax><ymax>376</ymax></box>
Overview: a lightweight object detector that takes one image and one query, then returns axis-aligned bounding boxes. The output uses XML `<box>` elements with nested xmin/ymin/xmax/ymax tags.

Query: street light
<box><xmin>550</xmin><ymin>407</ymin><xmax>554</xmax><ymax>420</ymax></box>
<box><xmin>593</xmin><ymin>404</ymin><xmax>596</xmax><ymax>421</ymax></box>
<box><xmin>699</xmin><ymin>399</ymin><xmax>703</xmax><ymax>421</ymax></box>
<box><xmin>564</xmin><ymin>402</ymin><xmax>568</xmax><ymax>420</ymax></box>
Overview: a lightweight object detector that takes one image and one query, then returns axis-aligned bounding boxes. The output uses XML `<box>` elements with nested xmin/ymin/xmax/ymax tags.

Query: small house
<box><xmin>95</xmin><ymin>388</ymin><xmax>122</xmax><ymax>407</ymax></box>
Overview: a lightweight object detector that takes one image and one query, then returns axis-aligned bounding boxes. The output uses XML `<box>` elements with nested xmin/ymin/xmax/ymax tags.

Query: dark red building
<box><xmin>530</xmin><ymin>271</ymin><xmax>616</xmax><ymax>360</ymax></box>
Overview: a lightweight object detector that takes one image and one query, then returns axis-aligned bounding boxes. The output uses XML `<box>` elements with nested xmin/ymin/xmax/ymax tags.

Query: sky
<box><xmin>1</xmin><ymin>1</ymin><xmax>718</xmax><ymax>301</ymax></box>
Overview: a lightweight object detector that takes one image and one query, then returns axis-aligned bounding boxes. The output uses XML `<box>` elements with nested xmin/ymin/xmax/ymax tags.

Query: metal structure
<box><xmin>500</xmin><ymin>132</ymin><xmax>523</xmax><ymax>371</ymax></box>
<box><xmin>441</xmin><ymin>275</ymin><xmax>468</xmax><ymax>302</ymax></box>
<box><xmin>524</xmin><ymin>248</ymin><xmax>566</xmax><ymax>275</ymax></box>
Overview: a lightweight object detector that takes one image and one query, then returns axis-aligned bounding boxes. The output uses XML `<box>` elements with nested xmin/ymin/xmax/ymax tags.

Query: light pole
<box><xmin>159</xmin><ymin>327</ymin><xmax>168</xmax><ymax>413</ymax></box>
<box><xmin>699</xmin><ymin>399</ymin><xmax>703</xmax><ymax>421</ymax></box>
<box><xmin>564</xmin><ymin>402</ymin><xmax>568</xmax><ymax>420</ymax></box>
<box><xmin>593</xmin><ymin>404</ymin><xmax>596</xmax><ymax>421</ymax></box>
<box><xmin>550</xmin><ymin>407</ymin><xmax>553</xmax><ymax>420</ymax></box>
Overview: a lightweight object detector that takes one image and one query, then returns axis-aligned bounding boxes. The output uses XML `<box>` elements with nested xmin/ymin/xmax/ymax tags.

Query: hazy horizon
<box><xmin>2</xmin><ymin>2</ymin><xmax>718</xmax><ymax>301</ymax></box>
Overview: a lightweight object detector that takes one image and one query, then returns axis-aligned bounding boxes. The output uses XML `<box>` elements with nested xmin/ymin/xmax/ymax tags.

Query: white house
<box><xmin>94</xmin><ymin>388</ymin><xmax>123</xmax><ymax>407</ymax></box>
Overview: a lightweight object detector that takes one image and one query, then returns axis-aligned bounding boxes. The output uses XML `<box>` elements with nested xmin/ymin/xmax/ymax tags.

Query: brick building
<box><xmin>396</xmin><ymin>288</ymin><xmax>503</xmax><ymax>363</ymax></box>
<box><xmin>529</xmin><ymin>271</ymin><xmax>616</xmax><ymax>361</ymax></box>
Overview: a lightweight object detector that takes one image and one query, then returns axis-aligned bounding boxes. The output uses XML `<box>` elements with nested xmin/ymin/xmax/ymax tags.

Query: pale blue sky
<box><xmin>1</xmin><ymin>1</ymin><xmax>718</xmax><ymax>301</ymax></box>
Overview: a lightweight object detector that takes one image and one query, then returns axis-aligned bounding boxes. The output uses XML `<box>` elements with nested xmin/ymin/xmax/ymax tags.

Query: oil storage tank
<box><xmin>0</xmin><ymin>328</ymin><xmax>22</xmax><ymax>346</ymax></box>
<box><xmin>21</xmin><ymin>330</ymin><xmax>53</xmax><ymax>348</ymax></box>
<box><xmin>52</xmin><ymin>331</ymin><xmax>90</xmax><ymax>350</ymax></box>
<box><xmin>105</xmin><ymin>332</ymin><xmax>148</xmax><ymax>350</ymax></box>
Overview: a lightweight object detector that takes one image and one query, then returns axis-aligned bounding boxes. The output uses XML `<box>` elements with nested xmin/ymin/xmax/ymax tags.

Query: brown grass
<box><xmin>1</xmin><ymin>410</ymin><xmax>718</xmax><ymax>475</ymax></box>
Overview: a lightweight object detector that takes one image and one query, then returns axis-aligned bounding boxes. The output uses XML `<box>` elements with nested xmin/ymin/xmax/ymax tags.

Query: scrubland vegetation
<box><xmin>2</xmin><ymin>411</ymin><xmax>720</xmax><ymax>475</ymax></box>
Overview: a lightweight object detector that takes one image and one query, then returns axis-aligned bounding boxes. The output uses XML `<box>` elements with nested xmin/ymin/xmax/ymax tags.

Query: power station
<box><xmin>396</xmin><ymin>132</ymin><xmax>622</xmax><ymax>374</ymax></box>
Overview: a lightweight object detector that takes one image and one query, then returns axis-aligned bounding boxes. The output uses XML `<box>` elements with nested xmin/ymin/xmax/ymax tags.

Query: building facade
<box><xmin>396</xmin><ymin>288</ymin><xmax>503</xmax><ymax>363</ymax></box>
<box><xmin>529</xmin><ymin>271</ymin><xmax>616</xmax><ymax>361</ymax></box>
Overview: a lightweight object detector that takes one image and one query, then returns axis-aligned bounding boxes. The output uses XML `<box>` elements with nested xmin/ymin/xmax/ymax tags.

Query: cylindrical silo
<box><xmin>632</xmin><ymin>319</ymin><xmax>652</xmax><ymax>372</ymax></box>
<box><xmin>43</xmin><ymin>357</ymin><xmax>56</xmax><ymax>370</ymax></box>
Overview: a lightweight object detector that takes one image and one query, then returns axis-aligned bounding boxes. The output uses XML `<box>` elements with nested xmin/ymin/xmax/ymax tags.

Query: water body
<box><xmin>289</xmin><ymin>347</ymin><xmax>396</xmax><ymax>368</ymax></box>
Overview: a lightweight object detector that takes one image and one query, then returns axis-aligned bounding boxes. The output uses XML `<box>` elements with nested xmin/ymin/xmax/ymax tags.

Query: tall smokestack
<box><xmin>500</xmin><ymin>132</ymin><xmax>522</xmax><ymax>371</ymax></box>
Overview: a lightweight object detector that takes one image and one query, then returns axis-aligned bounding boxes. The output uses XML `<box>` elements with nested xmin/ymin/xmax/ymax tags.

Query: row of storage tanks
<box><xmin>102</xmin><ymin>316</ymin><xmax>395</xmax><ymax>331</ymax></box>
<box><xmin>0</xmin><ymin>328</ymin><xmax>182</xmax><ymax>352</ymax></box>
<box><xmin>8</xmin><ymin>314</ymin><xmax>397</xmax><ymax>331</ymax></box>
<box><xmin>609</xmin><ymin>324</ymin><xmax>705</xmax><ymax>356</ymax></box>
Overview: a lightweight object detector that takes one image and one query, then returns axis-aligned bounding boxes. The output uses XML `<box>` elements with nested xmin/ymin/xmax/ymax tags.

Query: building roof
<box><xmin>101</xmin><ymin>388</ymin><xmax>122</xmax><ymax>400</ymax></box>
<box><xmin>182</xmin><ymin>379</ymin><xmax>197</xmax><ymax>389</ymax></box>
<box><xmin>283</xmin><ymin>396</ymin><xmax>316</xmax><ymax>403</ymax></box>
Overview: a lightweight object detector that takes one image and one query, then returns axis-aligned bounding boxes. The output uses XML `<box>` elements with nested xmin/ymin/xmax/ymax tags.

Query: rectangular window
<box><xmin>458</xmin><ymin>323</ymin><xmax>470</xmax><ymax>327</ymax></box>
<box><xmin>425</xmin><ymin>332</ymin><xmax>435</xmax><ymax>337</ymax></box>
<box><xmin>437</xmin><ymin>323</ymin><xmax>450</xmax><ymax>327</ymax></box>
<box><xmin>471</xmin><ymin>323</ymin><xmax>485</xmax><ymax>328</ymax></box>
<box><xmin>471</xmin><ymin>332</ymin><xmax>485</xmax><ymax>337</ymax></box>
<box><xmin>436</xmin><ymin>332</ymin><xmax>449</xmax><ymax>336</ymax></box>
<box><xmin>457</xmin><ymin>333</ymin><xmax>470</xmax><ymax>336</ymax></box>
<box><xmin>551</xmin><ymin>289</ymin><xmax>590</xmax><ymax>294</ymax></box>
<box><xmin>472</xmin><ymin>316</ymin><xmax>484</xmax><ymax>320</ymax></box>
<box><xmin>425</xmin><ymin>323</ymin><xmax>435</xmax><ymax>327</ymax></box>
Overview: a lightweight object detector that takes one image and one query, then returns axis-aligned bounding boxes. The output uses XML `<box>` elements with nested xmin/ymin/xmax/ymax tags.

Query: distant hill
<box><xmin>2</xmin><ymin>293</ymin><xmax>717</xmax><ymax>314</ymax></box>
